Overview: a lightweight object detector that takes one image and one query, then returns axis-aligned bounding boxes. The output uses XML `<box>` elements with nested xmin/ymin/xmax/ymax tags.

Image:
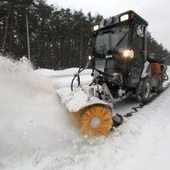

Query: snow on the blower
<box><xmin>1</xmin><ymin>55</ymin><xmax>170</xmax><ymax>170</ymax></box>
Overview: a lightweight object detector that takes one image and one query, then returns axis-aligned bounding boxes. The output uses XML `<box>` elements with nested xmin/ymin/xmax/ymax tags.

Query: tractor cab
<box><xmin>88</xmin><ymin>11</ymin><xmax>148</xmax><ymax>92</ymax></box>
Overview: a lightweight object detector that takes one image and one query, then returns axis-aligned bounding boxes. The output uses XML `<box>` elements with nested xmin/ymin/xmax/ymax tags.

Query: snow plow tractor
<box><xmin>57</xmin><ymin>10</ymin><xmax>168</xmax><ymax>138</ymax></box>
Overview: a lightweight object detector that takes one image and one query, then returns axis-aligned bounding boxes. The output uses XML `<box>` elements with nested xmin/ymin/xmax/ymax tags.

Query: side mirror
<box><xmin>87</xmin><ymin>36</ymin><xmax>95</xmax><ymax>56</ymax></box>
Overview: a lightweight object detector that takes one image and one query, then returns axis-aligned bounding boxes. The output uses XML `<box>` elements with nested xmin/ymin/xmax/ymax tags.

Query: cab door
<box><xmin>127</xmin><ymin>24</ymin><xmax>147</xmax><ymax>87</ymax></box>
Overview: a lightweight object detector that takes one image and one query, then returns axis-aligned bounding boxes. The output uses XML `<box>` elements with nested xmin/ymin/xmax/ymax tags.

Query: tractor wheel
<box><xmin>79</xmin><ymin>104</ymin><xmax>113</xmax><ymax>137</ymax></box>
<box><xmin>136</xmin><ymin>78</ymin><xmax>151</xmax><ymax>103</ymax></box>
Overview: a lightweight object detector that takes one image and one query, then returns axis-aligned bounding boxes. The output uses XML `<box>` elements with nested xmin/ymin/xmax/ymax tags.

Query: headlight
<box><xmin>88</xmin><ymin>55</ymin><xmax>92</xmax><ymax>60</ymax></box>
<box><xmin>120</xmin><ymin>14</ymin><xmax>129</xmax><ymax>22</ymax></box>
<box><xmin>93</xmin><ymin>25</ymin><xmax>100</xmax><ymax>31</ymax></box>
<box><xmin>123</xmin><ymin>49</ymin><xmax>134</xmax><ymax>59</ymax></box>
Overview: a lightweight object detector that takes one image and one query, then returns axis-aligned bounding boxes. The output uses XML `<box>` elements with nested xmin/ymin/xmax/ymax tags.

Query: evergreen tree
<box><xmin>0</xmin><ymin>0</ymin><xmax>169</xmax><ymax>68</ymax></box>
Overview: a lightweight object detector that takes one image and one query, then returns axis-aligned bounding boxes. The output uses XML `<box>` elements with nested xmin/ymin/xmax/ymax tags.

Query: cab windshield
<box><xmin>94</xmin><ymin>25</ymin><xmax>129</xmax><ymax>57</ymax></box>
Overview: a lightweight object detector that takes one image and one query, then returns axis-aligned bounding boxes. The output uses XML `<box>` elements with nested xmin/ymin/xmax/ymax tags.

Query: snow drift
<box><xmin>0</xmin><ymin>56</ymin><xmax>79</xmax><ymax>170</ymax></box>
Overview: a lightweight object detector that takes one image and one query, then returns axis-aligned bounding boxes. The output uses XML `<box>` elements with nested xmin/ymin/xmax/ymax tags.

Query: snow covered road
<box><xmin>0</xmin><ymin>56</ymin><xmax>170</xmax><ymax>170</ymax></box>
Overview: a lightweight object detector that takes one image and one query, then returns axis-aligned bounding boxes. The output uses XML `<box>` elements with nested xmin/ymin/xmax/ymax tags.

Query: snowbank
<box><xmin>36</xmin><ymin>67</ymin><xmax>93</xmax><ymax>88</ymax></box>
<box><xmin>36</xmin><ymin>67</ymin><xmax>91</xmax><ymax>77</ymax></box>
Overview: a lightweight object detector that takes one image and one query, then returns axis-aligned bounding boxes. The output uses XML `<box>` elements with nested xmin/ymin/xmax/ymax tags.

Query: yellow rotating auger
<box><xmin>72</xmin><ymin>104</ymin><xmax>113</xmax><ymax>137</ymax></box>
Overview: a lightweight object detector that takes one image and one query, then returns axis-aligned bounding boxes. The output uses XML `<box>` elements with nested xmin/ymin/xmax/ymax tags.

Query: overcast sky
<box><xmin>47</xmin><ymin>0</ymin><xmax>170</xmax><ymax>51</ymax></box>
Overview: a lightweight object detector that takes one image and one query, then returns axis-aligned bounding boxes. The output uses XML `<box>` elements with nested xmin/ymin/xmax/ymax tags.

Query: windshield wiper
<box><xmin>107</xmin><ymin>31</ymin><xmax>129</xmax><ymax>55</ymax></box>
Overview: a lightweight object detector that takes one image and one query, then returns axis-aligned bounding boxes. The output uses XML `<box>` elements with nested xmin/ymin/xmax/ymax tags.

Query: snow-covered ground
<box><xmin>0</xmin><ymin>55</ymin><xmax>170</xmax><ymax>170</ymax></box>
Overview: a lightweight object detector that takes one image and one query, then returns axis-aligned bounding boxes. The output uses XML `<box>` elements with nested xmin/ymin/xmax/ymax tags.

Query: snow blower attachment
<box><xmin>57</xmin><ymin>10</ymin><xmax>168</xmax><ymax>137</ymax></box>
<box><xmin>57</xmin><ymin>82</ymin><xmax>121</xmax><ymax>137</ymax></box>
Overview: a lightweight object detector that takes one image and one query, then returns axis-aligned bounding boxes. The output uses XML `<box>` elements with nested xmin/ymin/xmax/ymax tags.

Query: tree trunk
<box><xmin>2</xmin><ymin>0</ymin><xmax>13</xmax><ymax>54</ymax></box>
